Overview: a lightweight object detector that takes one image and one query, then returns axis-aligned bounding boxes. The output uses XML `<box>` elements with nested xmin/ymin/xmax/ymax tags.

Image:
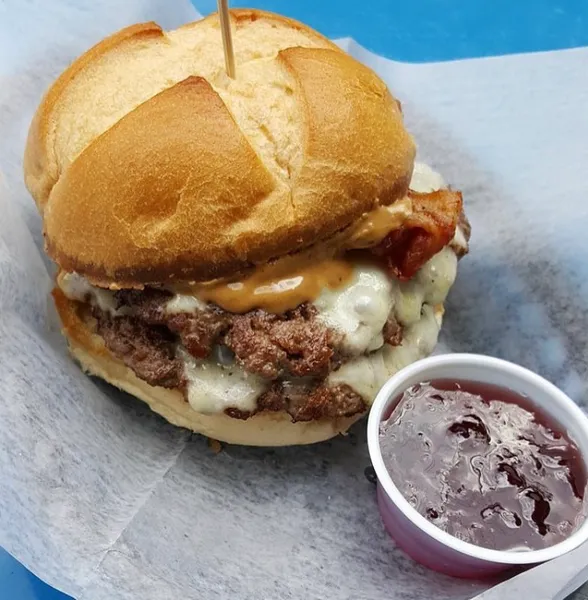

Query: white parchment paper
<box><xmin>1</xmin><ymin>1</ymin><xmax>588</xmax><ymax>599</ymax></box>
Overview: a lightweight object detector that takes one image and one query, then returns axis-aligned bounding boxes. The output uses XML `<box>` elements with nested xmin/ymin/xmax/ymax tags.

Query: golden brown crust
<box><xmin>24</xmin><ymin>22</ymin><xmax>165</xmax><ymax>213</ymax></box>
<box><xmin>53</xmin><ymin>288</ymin><xmax>363</xmax><ymax>445</ymax></box>
<box><xmin>25</xmin><ymin>10</ymin><xmax>415</xmax><ymax>287</ymax></box>
<box><xmin>45</xmin><ymin>75</ymin><xmax>278</xmax><ymax>285</ymax></box>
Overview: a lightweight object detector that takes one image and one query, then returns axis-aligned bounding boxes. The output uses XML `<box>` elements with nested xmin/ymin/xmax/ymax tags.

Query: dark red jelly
<box><xmin>378</xmin><ymin>380</ymin><xmax>587</xmax><ymax>551</ymax></box>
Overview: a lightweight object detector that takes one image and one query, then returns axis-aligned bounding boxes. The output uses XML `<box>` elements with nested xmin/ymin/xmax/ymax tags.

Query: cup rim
<box><xmin>367</xmin><ymin>353</ymin><xmax>588</xmax><ymax>565</ymax></box>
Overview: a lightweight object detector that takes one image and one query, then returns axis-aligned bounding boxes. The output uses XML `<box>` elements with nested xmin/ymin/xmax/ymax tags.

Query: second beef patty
<box><xmin>89</xmin><ymin>288</ymin><xmax>404</xmax><ymax>422</ymax></box>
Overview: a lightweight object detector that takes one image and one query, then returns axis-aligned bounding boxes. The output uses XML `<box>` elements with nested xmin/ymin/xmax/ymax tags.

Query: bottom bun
<box><xmin>53</xmin><ymin>289</ymin><xmax>364</xmax><ymax>446</ymax></box>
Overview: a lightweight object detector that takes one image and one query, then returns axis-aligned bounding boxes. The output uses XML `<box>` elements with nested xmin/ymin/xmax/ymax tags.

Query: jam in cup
<box><xmin>366</xmin><ymin>354</ymin><xmax>588</xmax><ymax>578</ymax></box>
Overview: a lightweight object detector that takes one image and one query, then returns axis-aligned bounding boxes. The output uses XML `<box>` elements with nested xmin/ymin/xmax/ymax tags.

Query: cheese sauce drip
<box><xmin>180</xmin><ymin>348</ymin><xmax>265</xmax><ymax>414</ymax></box>
<box><xmin>314</xmin><ymin>265</ymin><xmax>394</xmax><ymax>354</ymax></box>
<box><xmin>410</xmin><ymin>162</ymin><xmax>447</xmax><ymax>193</ymax></box>
<box><xmin>169</xmin><ymin>254</ymin><xmax>354</xmax><ymax>315</ymax></box>
<box><xmin>164</xmin><ymin>162</ymin><xmax>460</xmax><ymax>316</ymax></box>
<box><xmin>328</xmin><ymin>304</ymin><xmax>442</xmax><ymax>401</ymax></box>
<box><xmin>346</xmin><ymin>196</ymin><xmax>412</xmax><ymax>248</ymax></box>
<box><xmin>58</xmin><ymin>272</ymin><xmax>121</xmax><ymax>315</ymax></box>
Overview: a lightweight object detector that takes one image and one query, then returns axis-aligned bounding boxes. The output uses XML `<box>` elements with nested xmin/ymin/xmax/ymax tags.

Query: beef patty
<box><xmin>89</xmin><ymin>288</ymin><xmax>404</xmax><ymax>422</ymax></box>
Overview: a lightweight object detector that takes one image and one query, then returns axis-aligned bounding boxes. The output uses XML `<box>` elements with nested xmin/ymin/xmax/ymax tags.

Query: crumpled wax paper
<box><xmin>1</xmin><ymin>1</ymin><xmax>587</xmax><ymax>599</ymax></box>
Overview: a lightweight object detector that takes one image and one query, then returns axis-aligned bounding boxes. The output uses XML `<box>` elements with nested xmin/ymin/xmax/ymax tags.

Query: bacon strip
<box><xmin>370</xmin><ymin>189</ymin><xmax>463</xmax><ymax>280</ymax></box>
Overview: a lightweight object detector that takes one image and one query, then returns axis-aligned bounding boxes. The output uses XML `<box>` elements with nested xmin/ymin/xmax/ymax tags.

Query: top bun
<box><xmin>24</xmin><ymin>10</ymin><xmax>415</xmax><ymax>287</ymax></box>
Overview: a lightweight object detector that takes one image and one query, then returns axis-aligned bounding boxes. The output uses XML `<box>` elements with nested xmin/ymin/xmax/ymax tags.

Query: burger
<box><xmin>24</xmin><ymin>10</ymin><xmax>470</xmax><ymax>446</ymax></box>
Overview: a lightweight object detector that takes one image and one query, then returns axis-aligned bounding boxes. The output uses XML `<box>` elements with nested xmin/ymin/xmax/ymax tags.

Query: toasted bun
<box><xmin>25</xmin><ymin>10</ymin><xmax>415</xmax><ymax>287</ymax></box>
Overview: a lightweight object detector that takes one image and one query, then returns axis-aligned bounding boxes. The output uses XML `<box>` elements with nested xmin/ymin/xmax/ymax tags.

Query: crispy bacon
<box><xmin>370</xmin><ymin>189</ymin><xmax>463</xmax><ymax>280</ymax></box>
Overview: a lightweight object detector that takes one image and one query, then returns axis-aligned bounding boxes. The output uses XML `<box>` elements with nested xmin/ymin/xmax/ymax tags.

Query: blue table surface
<box><xmin>4</xmin><ymin>0</ymin><xmax>588</xmax><ymax>598</ymax></box>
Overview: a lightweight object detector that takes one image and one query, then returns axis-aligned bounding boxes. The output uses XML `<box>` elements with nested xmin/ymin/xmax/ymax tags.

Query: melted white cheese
<box><xmin>322</xmin><ymin>159</ymin><xmax>462</xmax><ymax>402</ymax></box>
<box><xmin>410</xmin><ymin>162</ymin><xmax>446</xmax><ymax>193</ymax></box>
<box><xmin>314</xmin><ymin>246</ymin><xmax>456</xmax><ymax>354</ymax></box>
<box><xmin>58</xmin><ymin>272</ymin><xmax>121</xmax><ymax>315</ymax></box>
<box><xmin>393</xmin><ymin>247</ymin><xmax>457</xmax><ymax>326</ymax></box>
<box><xmin>327</xmin><ymin>304</ymin><xmax>441</xmax><ymax>402</ymax></box>
<box><xmin>180</xmin><ymin>348</ymin><xmax>266</xmax><ymax>414</ymax></box>
<box><xmin>165</xmin><ymin>294</ymin><xmax>206</xmax><ymax>314</ymax></box>
<box><xmin>58</xmin><ymin>236</ymin><xmax>458</xmax><ymax>413</ymax></box>
<box><xmin>451</xmin><ymin>225</ymin><xmax>468</xmax><ymax>255</ymax></box>
<box><xmin>178</xmin><ymin>244</ymin><xmax>456</xmax><ymax>410</ymax></box>
<box><xmin>314</xmin><ymin>266</ymin><xmax>394</xmax><ymax>354</ymax></box>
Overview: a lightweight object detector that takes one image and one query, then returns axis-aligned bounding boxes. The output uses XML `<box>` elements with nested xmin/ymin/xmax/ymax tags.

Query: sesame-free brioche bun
<box><xmin>24</xmin><ymin>9</ymin><xmax>415</xmax><ymax>288</ymax></box>
<box><xmin>53</xmin><ymin>288</ymin><xmax>365</xmax><ymax>446</ymax></box>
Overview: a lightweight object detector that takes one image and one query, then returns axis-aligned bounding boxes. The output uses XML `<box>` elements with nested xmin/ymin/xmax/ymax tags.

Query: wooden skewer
<box><xmin>217</xmin><ymin>0</ymin><xmax>236</xmax><ymax>78</ymax></box>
